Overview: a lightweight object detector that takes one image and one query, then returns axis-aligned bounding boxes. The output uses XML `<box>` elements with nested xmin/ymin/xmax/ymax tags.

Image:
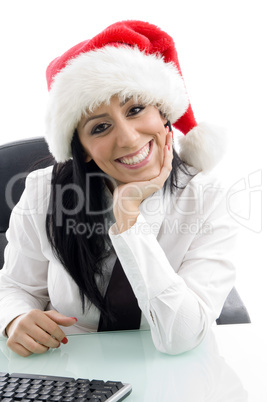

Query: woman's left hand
<box><xmin>113</xmin><ymin>131</ymin><xmax>173</xmax><ymax>233</ymax></box>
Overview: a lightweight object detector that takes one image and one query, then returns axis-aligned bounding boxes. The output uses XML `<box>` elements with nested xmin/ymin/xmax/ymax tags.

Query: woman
<box><xmin>0</xmin><ymin>20</ymin><xmax>236</xmax><ymax>357</ymax></box>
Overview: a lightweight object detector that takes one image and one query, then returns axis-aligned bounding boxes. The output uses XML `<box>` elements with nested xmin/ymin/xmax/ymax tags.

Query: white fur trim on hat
<box><xmin>178</xmin><ymin>122</ymin><xmax>228</xmax><ymax>171</ymax></box>
<box><xmin>45</xmin><ymin>46</ymin><xmax>189</xmax><ymax>162</ymax></box>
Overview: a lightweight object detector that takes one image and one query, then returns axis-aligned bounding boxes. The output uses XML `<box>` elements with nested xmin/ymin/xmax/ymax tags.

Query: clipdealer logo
<box><xmin>227</xmin><ymin>170</ymin><xmax>262</xmax><ymax>233</ymax></box>
<box><xmin>5</xmin><ymin>169</ymin><xmax>263</xmax><ymax>234</ymax></box>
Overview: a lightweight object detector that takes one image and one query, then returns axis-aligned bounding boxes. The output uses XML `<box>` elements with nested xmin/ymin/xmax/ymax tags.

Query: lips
<box><xmin>115</xmin><ymin>140</ymin><xmax>152</xmax><ymax>167</ymax></box>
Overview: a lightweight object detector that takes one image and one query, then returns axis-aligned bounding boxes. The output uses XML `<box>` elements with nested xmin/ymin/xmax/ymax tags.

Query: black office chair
<box><xmin>0</xmin><ymin>137</ymin><xmax>54</xmax><ymax>269</ymax></box>
<box><xmin>0</xmin><ymin>138</ymin><xmax>251</xmax><ymax>325</ymax></box>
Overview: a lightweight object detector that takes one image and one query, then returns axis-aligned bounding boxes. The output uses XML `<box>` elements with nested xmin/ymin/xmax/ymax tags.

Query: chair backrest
<box><xmin>216</xmin><ymin>287</ymin><xmax>251</xmax><ymax>325</ymax></box>
<box><xmin>0</xmin><ymin>137</ymin><xmax>54</xmax><ymax>268</ymax></box>
<box><xmin>0</xmin><ymin>137</ymin><xmax>250</xmax><ymax>324</ymax></box>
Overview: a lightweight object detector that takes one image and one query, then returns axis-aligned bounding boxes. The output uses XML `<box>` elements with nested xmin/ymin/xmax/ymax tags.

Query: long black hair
<box><xmin>46</xmin><ymin>129</ymin><xmax>191</xmax><ymax>319</ymax></box>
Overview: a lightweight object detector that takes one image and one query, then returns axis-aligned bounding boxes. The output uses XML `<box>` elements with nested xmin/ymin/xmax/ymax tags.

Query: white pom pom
<box><xmin>178</xmin><ymin>122</ymin><xmax>228</xmax><ymax>171</ymax></box>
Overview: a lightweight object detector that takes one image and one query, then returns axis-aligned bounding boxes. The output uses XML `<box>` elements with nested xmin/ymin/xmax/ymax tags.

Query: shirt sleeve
<box><xmin>0</xmin><ymin>169</ymin><xmax>50</xmax><ymax>337</ymax></box>
<box><xmin>109</xmin><ymin>174</ymin><xmax>238</xmax><ymax>355</ymax></box>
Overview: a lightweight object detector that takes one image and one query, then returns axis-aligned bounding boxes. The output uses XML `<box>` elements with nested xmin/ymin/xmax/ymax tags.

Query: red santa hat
<box><xmin>45</xmin><ymin>20</ymin><xmax>226</xmax><ymax>170</ymax></box>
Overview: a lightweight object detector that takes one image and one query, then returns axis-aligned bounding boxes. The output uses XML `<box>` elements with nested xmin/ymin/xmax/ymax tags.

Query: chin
<box><xmin>135</xmin><ymin>170</ymin><xmax>161</xmax><ymax>183</ymax></box>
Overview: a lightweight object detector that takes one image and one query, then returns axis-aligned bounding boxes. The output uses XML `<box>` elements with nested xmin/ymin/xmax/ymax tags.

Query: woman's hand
<box><xmin>6</xmin><ymin>309</ymin><xmax>77</xmax><ymax>357</ymax></box>
<box><xmin>113</xmin><ymin>131</ymin><xmax>173</xmax><ymax>233</ymax></box>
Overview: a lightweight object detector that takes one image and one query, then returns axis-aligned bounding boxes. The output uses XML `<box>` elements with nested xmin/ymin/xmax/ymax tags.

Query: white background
<box><xmin>0</xmin><ymin>1</ymin><xmax>266</xmax><ymax>327</ymax></box>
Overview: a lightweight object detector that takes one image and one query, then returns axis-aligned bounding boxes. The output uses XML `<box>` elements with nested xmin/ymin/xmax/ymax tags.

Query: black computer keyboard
<box><xmin>0</xmin><ymin>372</ymin><xmax>132</xmax><ymax>401</ymax></box>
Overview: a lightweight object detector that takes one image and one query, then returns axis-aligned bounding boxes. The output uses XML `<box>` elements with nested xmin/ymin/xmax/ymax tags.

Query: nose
<box><xmin>114</xmin><ymin>120</ymin><xmax>140</xmax><ymax>148</ymax></box>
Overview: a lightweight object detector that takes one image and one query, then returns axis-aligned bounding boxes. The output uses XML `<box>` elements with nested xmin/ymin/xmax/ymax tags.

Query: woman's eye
<box><xmin>91</xmin><ymin>123</ymin><xmax>110</xmax><ymax>135</ymax></box>
<box><xmin>127</xmin><ymin>105</ymin><xmax>145</xmax><ymax>116</ymax></box>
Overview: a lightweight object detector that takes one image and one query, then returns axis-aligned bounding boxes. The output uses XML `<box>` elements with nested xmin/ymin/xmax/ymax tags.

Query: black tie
<box><xmin>98</xmin><ymin>257</ymin><xmax>141</xmax><ymax>331</ymax></box>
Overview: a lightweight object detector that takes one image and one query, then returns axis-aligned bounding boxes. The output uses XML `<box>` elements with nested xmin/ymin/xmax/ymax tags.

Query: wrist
<box><xmin>5</xmin><ymin>314</ymin><xmax>24</xmax><ymax>337</ymax></box>
<box><xmin>115</xmin><ymin>210</ymin><xmax>140</xmax><ymax>233</ymax></box>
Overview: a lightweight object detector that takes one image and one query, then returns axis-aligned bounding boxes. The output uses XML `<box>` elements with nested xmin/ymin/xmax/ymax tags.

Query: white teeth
<box><xmin>119</xmin><ymin>143</ymin><xmax>150</xmax><ymax>165</ymax></box>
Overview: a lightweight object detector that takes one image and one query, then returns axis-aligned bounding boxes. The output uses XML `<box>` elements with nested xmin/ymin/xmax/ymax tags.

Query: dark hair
<box><xmin>46</xmin><ymin>130</ymin><xmax>191</xmax><ymax>319</ymax></box>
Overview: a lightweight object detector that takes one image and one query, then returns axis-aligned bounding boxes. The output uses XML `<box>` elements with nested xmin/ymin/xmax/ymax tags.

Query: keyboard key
<box><xmin>38</xmin><ymin>395</ymin><xmax>53</xmax><ymax>400</ymax></box>
<box><xmin>7</xmin><ymin>377</ymin><xmax>20</xmax><ymax>383</ymax></box>
<box><xmin>77</xmin><ymin>379</ymin><xmax>90</xmax><ymax>385</ymax></box>
<box><xmin>4</xmin><ymin>385</ymin><xmax>18</xmax><ymax>392</ymax></box>
<box><xmin>63</xmin><ymin>390</ymin><xmax>76</xmax><ymax>397</ymax></box>
<box><xmin>16</xmin><ymin>385</ymin><xmax>31</xmax><ymax>392</ymax></box>
<box><xmin>54</xmin><ymin>381</ymin><xmax>69</xmax><ymax>387</ymax></box>
<box><xmin>19</xmin><ymin>378</ymin><xmax>31</xmax><ymax>384</ymax></box>
<box><xmin>14</xmin><ymin>392</ymin><xmax>28</xmax><ymax>399</ymax></box>
<box><xmin>91</xmin><ymin>380</ymin><xmax>105</xmax><ymax>385</ymax></box>
<box><xmin>26</xmin><ymin>393</ymin><xmax>40</xmax><ymax>399</ymax></box>
<box><xmin>53</xmin><ymin>386</ymin><xmax>66</xmax><ymax>392</ymax></box>
<box><xmin>39</xmin><ymin>385</ymin><xmax>54</xmax><ymax>393</ymax></box>
<box><xmin>52</xmin><ymin>390</ymin><xmax>65</xmax><ymax>396</ymax></box>
<box><xmin>3</xmin><ymin>392</ymin><xmax>15</xmax><ymax>398</ymax></box>
<box><xmin>106</xmin><ymin>380</ymin><xmax>124</xmax><ymax>389</ymax></box>
<box><xmin>78</xmin><ymin>384</ymin><xmax>90</xmax><ymax>391</ymax></box>
<box><xmin>43</xmin><ymin>380</ymin><xmax>55</xmax><ymax>385</ymax></box>
<box><xmin>92</xmin><ymin>390</ymin><xmax>112</xmax><ymax>400</ymax></box>
<box><xmin>28</xmin><ymin>386</ymin><xmax>42</xmax><ymax>393</ymax></box>
<box><xmin>76</xmin><ymin>391</ymin><xmax>92</xmax><ymax>398</ymax></box>
<box><xmin>103</xmin><ymin>384</ymin><xmax>119</xmax><ymax>394</ymax></box>
<box><xmin>32</xmin><ymin>379</ymin><xmax>43</xmax><ymax>385</ymax></box>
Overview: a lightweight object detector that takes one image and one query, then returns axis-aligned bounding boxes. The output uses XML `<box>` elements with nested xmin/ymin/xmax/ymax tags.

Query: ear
<box><xmin>159</xmin><ymin>111</ymin><xmax>168</xmax><ymax>126</ymax></box>
<box><xmin>164</xmin><ymin>120</ymin><xmax>172</xmax><ymax>133</ymax></box>
<box><xmin>84</xmin><ymin>153</ymin><xmax>92</xmax><ymax>163</ymax></box>
<box><xmin>79</xmin><ymin>138</ymin><xmax>92</xmax><ymax>162</ymax></box>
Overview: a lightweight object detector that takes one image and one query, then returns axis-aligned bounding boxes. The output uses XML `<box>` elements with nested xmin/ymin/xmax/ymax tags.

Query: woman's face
<box><xmin>77</xmin><ymin>96</ymin><xmax>168</xmax><ymax>184</ymax></box>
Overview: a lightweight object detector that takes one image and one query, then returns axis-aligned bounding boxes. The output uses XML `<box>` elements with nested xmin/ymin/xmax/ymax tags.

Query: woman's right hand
<box><xmin>113</xmin><ymin>130</ymin><xmax>173</xmax><ymax>233</ymax></box>
<box><xmin>6</xmin><ymin>309</ymin><xmax>77</xmax><ymax>357</ymax></box>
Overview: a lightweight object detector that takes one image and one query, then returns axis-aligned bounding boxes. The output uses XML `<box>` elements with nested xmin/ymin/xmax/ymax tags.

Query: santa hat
<box><xmin>45</xmin><ymin>20</ymin><xmax>226</xmax><ymax>170</ymax></box>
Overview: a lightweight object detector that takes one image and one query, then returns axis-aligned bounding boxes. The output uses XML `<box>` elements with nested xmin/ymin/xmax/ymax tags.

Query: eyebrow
<box><xmin>82</xmin><ymin>97</ymin><xmax>133</xmax><ymax>128</ymax></box>
<box><xmin>82</xmin><ymin>113</ymin><xmax>109</xmax><ymax>128</ymax></box>
<box><xmin>119</xmin><ymin>97</ymin><xmax>132</xmax><ymax>107</ymax></box>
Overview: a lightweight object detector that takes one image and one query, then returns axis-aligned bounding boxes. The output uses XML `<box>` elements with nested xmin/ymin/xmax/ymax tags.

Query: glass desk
<box><xmin>0</xmin><ymin>324</ymin><xmax>265</xmax><ymax>401</ymax></box>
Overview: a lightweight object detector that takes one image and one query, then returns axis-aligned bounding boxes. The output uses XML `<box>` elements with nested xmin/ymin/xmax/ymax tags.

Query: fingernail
<box><xmin>70</xmin><ymin>317</ymin><xmax>78</xmax><ymax>322</ymax></box>
<box><xmin>171</xmin><ymin>131</ymin><xmax>173</xmax><ymax>138</ymax></box>
<box><xmin>61</xmin><ymin>337</ymin><xmax>68</xmax><ymax>344</ymax></box>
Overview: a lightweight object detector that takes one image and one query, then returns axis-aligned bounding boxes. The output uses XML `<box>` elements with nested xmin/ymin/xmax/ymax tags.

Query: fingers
<box><xmin>164</xmin><ymin>131</ymin><xmax>173</xmax><ymax>170</ymax></box>
<box><xmin>44</xmin><ymin>310</ymin><xmax>78</xmax><ymax>327</ymax></box>
<box><xmin>147</xmin><ymin>131</ymin><xmax>173</xmax><ymax>191</ymax></box>
<box><xmin>6</xmin><ymin>310</ymin><xmax>77</xmax><ymax>357</ymax></box>
<box><xmin>27</xmin><ymin>310</ymin><xmax>67</xmax><ymax>343</ymax></box>
<box><xmin>7</xmin><ymin>341</ymin><xmax>34</xmax><ymax>358</ymax></box>
<box><xmin>7</xmin><ymin>336</ymin><xmax>50</xmax><ymax>357</ymax></box>
<box><xmin>29</xmin><ymin>324</ymin><xmax>62</xmax><ymax>348</ymax></box>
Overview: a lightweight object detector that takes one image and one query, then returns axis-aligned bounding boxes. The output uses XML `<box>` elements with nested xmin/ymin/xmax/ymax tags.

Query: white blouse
<box><xmin>0</xmin><ymin>165</ymin><xmax>238</xmax><ymax>354</ymax></box>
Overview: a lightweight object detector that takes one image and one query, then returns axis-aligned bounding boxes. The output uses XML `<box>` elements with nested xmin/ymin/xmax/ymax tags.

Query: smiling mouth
<box><xmin>116</xmin><ymin>141</ymin><xmax>152</xmax><ymax>166</ymax></box>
